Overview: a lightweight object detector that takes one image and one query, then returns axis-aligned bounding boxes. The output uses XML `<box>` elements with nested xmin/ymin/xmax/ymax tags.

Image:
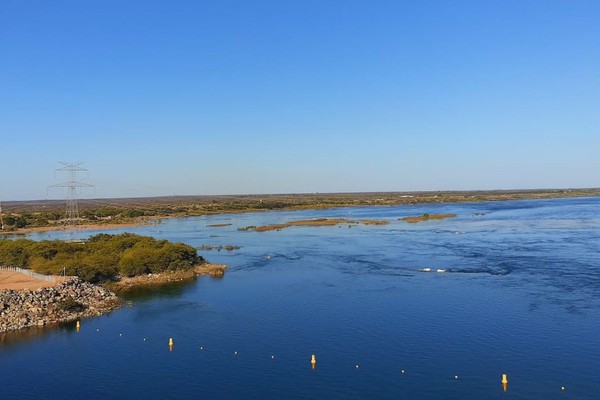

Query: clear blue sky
<box><xmin>1</xmin><ymin>0</ymin><xmax>599</xmax><ymax>201</ymax></box>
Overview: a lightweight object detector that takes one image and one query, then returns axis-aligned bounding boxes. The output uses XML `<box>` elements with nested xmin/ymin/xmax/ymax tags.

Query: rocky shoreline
<box><xmin>0</xmin><ymin>277</ymin><xmax>122</xmax><ymax>333</ymax></box>
<box><xmin>0</xmin><ymin>264</ymin><xmax>228</xmax><ymax>333</ymax></box>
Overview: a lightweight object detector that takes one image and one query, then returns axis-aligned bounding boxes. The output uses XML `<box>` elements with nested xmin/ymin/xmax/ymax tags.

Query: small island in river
<box><xmin>242</xmin><ymin>218</ymin><xmax>389</xmax><ymax>232</ymax></box>
<box><xmin>0</xmin><ymin>233</ymin><xmax>227</xmax><ymax>332</ymax></box>
<box><xmin>400</xmin><ymin>213</ymin><xmax>457</xmax><ymax>223</ymax></box>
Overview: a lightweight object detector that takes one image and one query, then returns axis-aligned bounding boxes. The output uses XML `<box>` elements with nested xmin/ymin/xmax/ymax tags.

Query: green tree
<box><xmin>0</xmin><ymin>239</ymin><xmax>32</xmax><ymax>268</ymax></box>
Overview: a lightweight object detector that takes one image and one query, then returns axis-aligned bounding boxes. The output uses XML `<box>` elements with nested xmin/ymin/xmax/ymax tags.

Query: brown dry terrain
<box><xmin>1</xmin><ymin>188</ymin><xmax>599</xmax><ymax>235</ymax></box>
<box><xmin>0</xmin><ymin>220</ymin><xmax>159</xmax><ymax>235</ymax></box>
<box><xmin>400</xmin><ymin>214</ymin><xmax>458</xmax><ymax>223</ymax></box>
<box><xmin>0</xmin><ymin>270</ymin><xmax>69</xmax><ymax>290</ymax></box>
<box><xmin>250</xmin><ymin>218</ymin><xmax>390</xmax><ymax>232</ymax></box>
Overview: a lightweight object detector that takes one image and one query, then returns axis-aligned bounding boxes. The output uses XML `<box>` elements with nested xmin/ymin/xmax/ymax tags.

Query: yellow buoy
<box><xmin>311</xmin><ymin>354</ymin><xmax>316</xmax><ymax>364</ymax></box>
<box><xmin>502</xmin><ymin>373</ymin><xmax>508</xmax><ymax>392</ymax></box>
<box><xmin>76</xmin><ymin>321</ymin><xmax>80</xmax><ymax>332</ymax></box>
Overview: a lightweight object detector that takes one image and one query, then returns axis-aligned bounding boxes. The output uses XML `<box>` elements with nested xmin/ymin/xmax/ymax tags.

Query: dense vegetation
<box><xmin>0</xmin><ymin>233</ymin><xmax>205</xmax><ymax>283</ymax></box>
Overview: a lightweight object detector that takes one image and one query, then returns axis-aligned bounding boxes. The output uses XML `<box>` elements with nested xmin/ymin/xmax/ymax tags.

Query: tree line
<box><xmin>0</xmin><ymin>233</ymin><xmax>205</xmax><ymax>283</ymax></box>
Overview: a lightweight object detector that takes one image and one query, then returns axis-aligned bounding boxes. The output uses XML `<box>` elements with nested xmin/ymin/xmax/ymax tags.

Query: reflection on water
<box><xmin>118</xmin><ymin>278</ymin><xmax>199</xmax><ymax>302</ymax></box>
<box><xmin>0</xmin><ymin>320</ymin><xmax>78</xmax><ymax>348</ymax></box>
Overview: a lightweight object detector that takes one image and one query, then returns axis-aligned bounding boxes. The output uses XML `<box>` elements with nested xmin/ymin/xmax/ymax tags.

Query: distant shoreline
<box><xmin>0</xmin><ymin>219</ymin><xmax>161</xmax><ymax>236</ymax></box>
<box><xmin>1</xmin><ymin>189</ymin><xmax>598</xmax><ymax>235</ymax></box>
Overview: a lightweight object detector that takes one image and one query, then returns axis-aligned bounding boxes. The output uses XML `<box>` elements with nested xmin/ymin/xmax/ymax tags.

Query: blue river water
<box><xmin>1</xmin><ymin>196</ymin><xmax>599</xmax><ymax>399</ymax></box>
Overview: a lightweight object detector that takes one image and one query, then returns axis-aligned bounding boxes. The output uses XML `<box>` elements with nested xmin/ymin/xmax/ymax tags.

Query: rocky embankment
<box><xmin>0</xmin><ymin>278</ymin><xmax>122</xmax><ymax>333</ymax></box>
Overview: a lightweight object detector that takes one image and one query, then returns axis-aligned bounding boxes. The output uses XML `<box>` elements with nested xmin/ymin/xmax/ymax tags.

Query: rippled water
<box><xmin>2</xmin><ymin>197</ymin><xmax>599</xmax><ymax>399</ymax></box>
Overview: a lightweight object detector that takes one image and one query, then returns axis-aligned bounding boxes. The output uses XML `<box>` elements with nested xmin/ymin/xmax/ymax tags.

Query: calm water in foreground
<box><xmin>2</xmin><ymin>197</ymin><xmax>600</xmax><ymax>399</ymax></box>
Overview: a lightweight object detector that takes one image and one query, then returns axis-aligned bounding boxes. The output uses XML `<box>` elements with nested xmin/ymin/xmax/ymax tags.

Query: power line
<box><xmin>49</xmin><ymin>162</ymin><xmax>94</xmax><ymax>231</ymax></box>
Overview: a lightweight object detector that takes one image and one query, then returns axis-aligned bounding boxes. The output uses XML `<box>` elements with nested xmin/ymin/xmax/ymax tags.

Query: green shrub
<box><xmin>0</xmin><ymin>233</ymin><xmax>202</xmax><ymax>282</ymax></box>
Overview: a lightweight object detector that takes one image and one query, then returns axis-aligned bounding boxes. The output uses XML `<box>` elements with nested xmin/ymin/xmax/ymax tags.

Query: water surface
<box><xmin>2</xmin><ymin>197</ymin><xmax>599</xmax><ymax>399</ymax></box>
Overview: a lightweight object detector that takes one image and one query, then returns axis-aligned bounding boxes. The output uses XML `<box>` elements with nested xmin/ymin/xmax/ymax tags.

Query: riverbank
<box><xmin>104</xmin><ymin>263</ymin><xmax>227</xmax><ymax>293</ymax></box>
<box><xmin>0</xmin><ymin>264</ymin><xmax>227</xmax><ymax>332</ymax></box>
<box><xmin>0</xmin><ymin>219</ymin><xmax>160</xmax><ymax>236</ymax></box>
<box><xmin>2</xmin><ymin>189</ymin><xmax>598</xmax><ymax>234</ymax></box>
<box><xmin>0</xmin><ymin>277</ymin><xmax>121</xmax><ymax>333</ymax></box>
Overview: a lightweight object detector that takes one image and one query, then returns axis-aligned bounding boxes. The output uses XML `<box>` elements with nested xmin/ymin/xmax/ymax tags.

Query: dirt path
<box><xmin>0</xmin><ymin>270</ymin><xmax>67</xmax><ymax>290</ymax></box>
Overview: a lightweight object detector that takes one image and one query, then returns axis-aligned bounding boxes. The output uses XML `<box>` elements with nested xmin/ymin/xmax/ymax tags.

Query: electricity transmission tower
<box><xmin>49</xmin><ymin>162</ymin><xmax>94</xmax><ymax>231</ymax></box>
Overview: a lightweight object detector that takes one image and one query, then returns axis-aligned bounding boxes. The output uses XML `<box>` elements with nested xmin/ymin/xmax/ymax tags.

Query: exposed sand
<box><xmin>0</xmin><ymin>270</ymin><xmax>68</xmax><ymax>290</ymax></box>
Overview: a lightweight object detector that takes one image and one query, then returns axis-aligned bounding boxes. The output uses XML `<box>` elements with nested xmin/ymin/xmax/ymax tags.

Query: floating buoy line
<box><xmin>75</xmin><ymin>322</ymin><xmax>568</xmax><ymax>393</ymax></box>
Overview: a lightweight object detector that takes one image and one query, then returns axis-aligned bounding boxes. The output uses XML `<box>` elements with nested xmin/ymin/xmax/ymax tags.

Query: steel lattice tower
<box><xmin>0</xmin><ymin>200</ymin><xmax>4</xmax><ymax>231</ymax></box>
<box><xmin>49</xmin><ymin>162</ymin><xmax>94</xmax><ymax>230</ymax></box>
